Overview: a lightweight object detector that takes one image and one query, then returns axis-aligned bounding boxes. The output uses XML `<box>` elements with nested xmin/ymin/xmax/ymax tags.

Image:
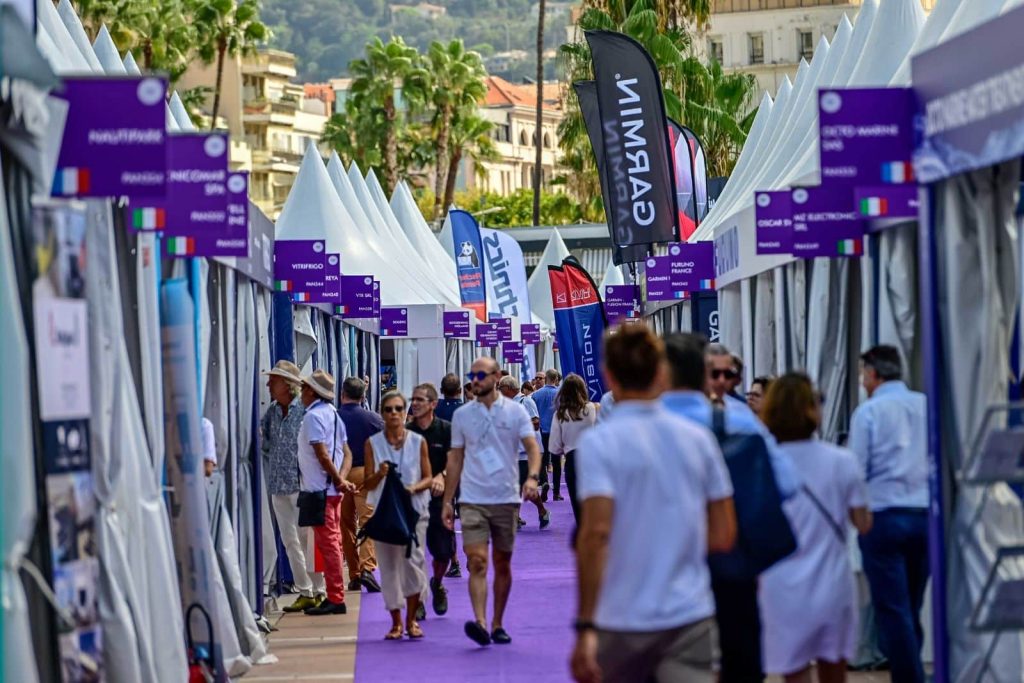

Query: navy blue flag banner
<box><xmin>549</xmin><ymin>256</ymin><xmax>608</xmax><ymax>401</ymax></box>
<box><xmin>448</xmin><ymin>209</ymin><xmax>488</xmax><ymax>321</ymax></box>
<box><xmin>585</xmin><ymin>30</ymin><xmax>679</xmax><ymax>248</ymax></box>
<box><xmin>667</xmin><ymin>118</ymin><xmax>698</xmax><ymax>240</ymax></box>
<box><xmin>574</xmin><ymin>80</ymin><xmax>649</xmax><ymax>266</ymax></box>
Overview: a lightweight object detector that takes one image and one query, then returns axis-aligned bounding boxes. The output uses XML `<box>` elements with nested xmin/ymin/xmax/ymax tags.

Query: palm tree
<box><xmin>77</xmin><ymin>0</ymin><xmax>196</xmax><ymax>81</ymax></box>
<box><xmin>679</xmin><ymin>59</ymin><xmax>757</xmax><ymax>176</ymax></box>
<box><xmin>443</xmin><ymin>112</ymin><xmax>498</xmax><ymax>211</ymax></box>
<box><xmin>348</xmin><ymin>36</ymin><xmax>427</xmax><ymax>193</ymax></box>
<box><xmin>532</xmin><ymin>0</ymin><xmax>546</xmax><ymax>226</ymax></box>
<box><xmin>423</xmin><ymin>39</ymin><xmax>487</xmax><ymax>223</ymax></box>
<box><xmin>193</xmin><ymin>0</ymin><xmax>269</xmax><ymax>129</ymax></box>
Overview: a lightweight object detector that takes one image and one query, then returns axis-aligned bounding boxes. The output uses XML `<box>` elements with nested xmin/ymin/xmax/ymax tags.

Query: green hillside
<box><xmin>261</xmin><ymin>0</ymin><xmax>570</xmax><ymax>82</ymax></box>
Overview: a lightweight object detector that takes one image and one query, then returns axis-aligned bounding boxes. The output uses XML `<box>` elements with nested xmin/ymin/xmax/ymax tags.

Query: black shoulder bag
<box><xmin>297</xmin><ymin>408</ymin><xmax>339</xmax><ymax>527</ymax></box>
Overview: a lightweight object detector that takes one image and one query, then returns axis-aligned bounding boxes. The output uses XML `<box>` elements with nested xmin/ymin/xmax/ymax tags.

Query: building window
<box><xmin>708</xmin><ymin>38</ymin><xmax>724</xmax><ymax>64</ymax></box>
<box><xmin>748</xmin><ymin>33</ymin><xmax>764</xmax><ymax>65</ymax></box>
<box><xmin>519</xmin><ymin>129</ymin><xmax>528</xmax><ymax>146</ymax></box>
<box><xmin>543</xmin><ymin>132</ymin><xmax>551</xmax><ymax>148</ymax></box>
<box><xmin>798</xmin><ymin>30</ymin><xmax>814</xmax><ymax>61</ymax></box>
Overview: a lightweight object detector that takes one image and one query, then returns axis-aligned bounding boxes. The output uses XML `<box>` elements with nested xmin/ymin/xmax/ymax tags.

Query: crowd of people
<box><xmin>254</xmin><ymin>323</ymin><xmax>929</xmax><ymax>683</ymax></box>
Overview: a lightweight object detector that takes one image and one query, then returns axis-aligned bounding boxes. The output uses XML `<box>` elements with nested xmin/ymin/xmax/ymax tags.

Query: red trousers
<box><xmin>313</xmin><ymin>495</ymin><xmax>346</xmax><ymax>604</ymax></box>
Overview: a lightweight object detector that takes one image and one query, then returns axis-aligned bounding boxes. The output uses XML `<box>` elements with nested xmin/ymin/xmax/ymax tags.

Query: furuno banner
<box><xmin>667</xmin><ymin>119</ymin><xmax>698</xmax><ymax>240</ymax></box>
<box><xmin>585</xmin><ymin>30</ymin><xmax>678</xmax><ymax>248</ymax></box>
<box><xmin>549</xmin><ymin>257</ymin><xmax>607</xmax><ymax>401</ymax></box>
<box><xmin>449</xmin><ymin>209</ymin><xmax>487</xmax><ymax>321</ymax></box>
<box><xmin>669</xmin><ymin>242</ymin><xmax>716</xmax><ymax>292</ymax></box>
<box><xmin>574</xmin><ymin>80</ymin><xmax>650</xmax><ymax>265</ymax></box>
<box><xmin>480</xmin><ymin>227</ymin><xmax>536</xmax><ymax>378</ymax></box>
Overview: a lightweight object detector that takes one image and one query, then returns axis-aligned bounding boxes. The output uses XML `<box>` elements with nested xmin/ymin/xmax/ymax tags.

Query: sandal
<box><xmin>406</xmin><ymin>621</ymin><xmax>424</xmax><ymax>639</ymax></box>
<box><xmin>385</xmin><ymin>625</ymin><xmax>404</xmax><ymax>640</ymax></box>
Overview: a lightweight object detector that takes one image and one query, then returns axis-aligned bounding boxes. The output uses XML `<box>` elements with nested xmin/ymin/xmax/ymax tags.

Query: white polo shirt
<box><xmin>298</xmin><ymin>399</ymin><xmax>347</xmax><ymax>496</ymax></box>
<box><xmin>451</xmin><ymin>394</ymin><xmax>535</xmax><ymax>504</ymax></box>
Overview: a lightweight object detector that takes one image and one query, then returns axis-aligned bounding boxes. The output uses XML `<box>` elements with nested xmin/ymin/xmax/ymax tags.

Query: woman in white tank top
<box><xmin>364</xmin><ymin>391</ymin><xmax>432</xmax><ymax>640</ymax></box>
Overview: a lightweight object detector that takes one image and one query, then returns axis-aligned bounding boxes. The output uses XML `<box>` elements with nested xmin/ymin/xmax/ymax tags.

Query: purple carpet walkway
<box><xmin>354</xmin><ymin>492</ymin><xmax>576</xmax><ymax>682</ymax></box>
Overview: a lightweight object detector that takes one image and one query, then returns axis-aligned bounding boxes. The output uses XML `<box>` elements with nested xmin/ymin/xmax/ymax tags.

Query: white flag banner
<box><xmin>481</xmin><ymin>228</ymin><xmax>535</xmax><ymax>378</ymax></box>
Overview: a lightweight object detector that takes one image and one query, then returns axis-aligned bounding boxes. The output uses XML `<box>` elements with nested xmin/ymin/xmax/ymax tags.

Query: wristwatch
<box><xmin>573</xmin><ymin>619</ymin><xmax>596</xmax><ymax>633</ymax></box>
<box><xmin>528</xmin><ymin>473</ymin><xmax>540</xmax><ymax>482</ymax></box>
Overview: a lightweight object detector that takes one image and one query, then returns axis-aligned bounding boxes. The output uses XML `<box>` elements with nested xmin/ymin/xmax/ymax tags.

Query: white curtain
<box><xmin>878</xmin><ymin>225</ymin><xmax>919</xmax><ymax>374</ymax></box>
<box><xmin>784</xmin><ymin>261</ymin><xmax>809</xmax><ymax>373</ymax></box>
<box><xmin>753</xmin><ymin>270</ymin><xmax>776</xmax><ymax>377</ymax></box>
<box><xmin>805</xmin><ymin>258</ymin><xmax>853</xmax><ymax>441</ymax></box>
<box><xmin>293</xmin><ymin>307</ymin><xmax>317</xmax><ymax>373</ymax></box>
<box><xmin>719</xmin><ymin>283</ymin><xmax>743</xmax><ymax>357</ymax></box>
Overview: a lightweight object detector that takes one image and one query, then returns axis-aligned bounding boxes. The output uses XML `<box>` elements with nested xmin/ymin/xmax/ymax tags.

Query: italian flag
<box><xmin>292</xmin><ymin>292</ymin><xmax>311</xmax><ymax>303</ymax></box>
<box><xmin>165</xmin><ymin>237</ymin><xmax>194</xmax><ymax>256</ymax></box>
<box><xmin>53</xmin><ymin>167</ymin><xmax>91</xmax><ymax>195</ymax></box>
<box><xmin>860</xmin><ymin>197</ymin><xmax>889</xmax><ymax>217</ymax></box>
<box><xmin>335</xmin><ymin>305</ymin><xmax>348</xmax><ymax>315</ymax></box>
<box><xmin>881</xmin><ymin>161</ymin><xmax>914</xmax><ymax>184</ymax></box>
<box><xmin>132</xmin><ymin>207</ymin><xmax>166</xmax><ymax>230</ymax></box>
<box><xmin>274</xmin><ymin>280</ymin><xmax>293</xmax><ymax>292</ymax></box>
<box><xmin>837</xmin><ymin>239</ymin><xmax>863</xmax><ymax>256</ymax></box>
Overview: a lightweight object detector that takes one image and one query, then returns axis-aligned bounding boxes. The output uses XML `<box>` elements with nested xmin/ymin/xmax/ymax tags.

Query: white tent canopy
<box><xmin>526</xmin><ymin>228</ymin><xmax>571</xmax><ymax>330</ymax></box>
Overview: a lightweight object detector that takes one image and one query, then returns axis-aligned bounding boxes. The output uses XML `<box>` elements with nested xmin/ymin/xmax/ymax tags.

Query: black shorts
<box><xmin>518</xmin><ymin>460</ymin><xmax>529</xmax><ymax>488</ymax></box>
<box><xmin>427</xmin><ymin>495</ymin><xmax>456</xmax><ymax>562</ymax></box>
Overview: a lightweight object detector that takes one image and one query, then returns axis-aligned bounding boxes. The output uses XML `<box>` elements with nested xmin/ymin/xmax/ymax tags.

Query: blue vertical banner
<box><xmin>448</xmin><ymin>209</ymin><xmax>488</xmax><ymax>322</ymax></box>
<box><xmin>548</xmin><ymin>257</ymin><xmax>608</xmax><ymax>401</ymax></box>
<box><xmin>691</xmin><ymin>290</ymin><xmax>720</xmax><ymax>343</ymax></box>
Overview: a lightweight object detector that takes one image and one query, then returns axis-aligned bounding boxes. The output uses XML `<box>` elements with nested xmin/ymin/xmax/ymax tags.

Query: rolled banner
<box><xmin>449</xmin><ymin>209</ymin><xmax>488</xmax><ymax>322</ymax></box>
<box><xmin>550</xmin><ymin>257</ymin><xmax>608</xmax><ymax>401</ymax></box>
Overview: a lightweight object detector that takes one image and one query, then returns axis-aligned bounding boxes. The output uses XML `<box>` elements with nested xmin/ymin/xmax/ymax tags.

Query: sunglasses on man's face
<box><xmin>711</xmin><ymin>369</ymin><xmax>738</xmax><ymax>380</ymax></box>
<box><xmin>466</xmin><ymin>370</ymin><xmax>495</xmax><ymax>382</ymax></box>
<box><xmin>382</xmin><ymin>405</ymin><xmax>406</xmax><ymax>414</ymax></box>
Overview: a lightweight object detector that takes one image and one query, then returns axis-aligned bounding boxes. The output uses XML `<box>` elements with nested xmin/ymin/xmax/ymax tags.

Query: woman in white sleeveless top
<box><xmin>548</xmin><ymin>373</ymin><xmax>597</xmax><ymax>524</ymax></box>
<box><xmin>364</xmin><ymin>391</ymin><xmax>432</xmax><ymax>640</ymax></box>
<box><xmin>759</xmin><ymin>373</ymin><xmax>873</xmax><ymax>683</ymax></box>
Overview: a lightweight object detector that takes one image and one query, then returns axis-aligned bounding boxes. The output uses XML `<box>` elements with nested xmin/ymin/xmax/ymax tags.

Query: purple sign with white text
<box><xmin>854</xmin><ymin>185</ymin><xmax>920</xmax><ymax>222</ymax></box>
<box><xmin>476</xmin><ymin>322</ymin><xmax>500</xmax><ymax>348</ymax></box>
<box><xmin>274</xmin><ymin>239</ymin><xmax>327</xmax><ymax>302</ymax></box>
<box><xmin>669</xmin><ymin>242</ymin><xmax>716</xmax><ymax>291</ymax></box>
<box><xmin>755</xmin><ymin>190</ymin><xmax>793</xmax><ymax>255</ymax></box>
<box><xmin>323</xmin><ymin>253</ymin><xmax>342</xmax><ymax>303</ymax></box>
<box><xmin>372</xmin><ymin>281</ymin><xmax>381</xmax><ymax>318</ymax></box>
<box><xmin>338</xmin><ymin>275</ymin><xmax>375</xmax><ymax>318</ymax></box>
<box><xmin>191</xmin><ymin>171</ymin><xmax>249</xmax><ymax>257</ymax></box>
<box><xmin>154</xmin><ymin>133</ymin><xmax>230</xmax><ymax>258</ymax></box>
<box><xmin>645</xmin><ymin>255</ymin><xmax>679</xmax><ymax>302</ymax></box>
<box><xmin>520</xmin><ymin>323</ymin><xmax>541</xmax><ymax>345</ymax></box>
<box><xmin>380</xmin><ymin>308</ymin><xmax>409</xmax><ymax>337</ymax></box>
<box><xmin>492</xmin><ymin>317</ymin><xmax>512</xmax><ymax>342</ymax></box>
<box><xmin>604</xmin><ymin>284</ymin><xmax>641</xmax><ymax>324</ymax></box>
<box><xmin>791</xmin><ymin>186</ymin><xmax>864</xmax><ymax>258</ymax></box>
<box><xmin>502</xmin><ymin>341</ymin><xmax>525</xmax><ymax>365</ymax></box>
<box><xmin>443</xmin><ymin>310</ymin><xmax>471</xmax><ymax>338</ymax></box>
<box><xmin>52</xmin><ymin>76</ymin><xmax>167</xmax><ymax>199</ymax></box>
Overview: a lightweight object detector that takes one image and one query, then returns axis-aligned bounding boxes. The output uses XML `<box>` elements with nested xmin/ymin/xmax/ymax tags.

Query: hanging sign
<box><xmin>372</xmin><ymin>280</ymin><xmax>381</xmax><ymax>318</ymax></box>
<box><xmin>854</xmin><ymin>185</ymin><xmax>919</xmax><ymax>223</ymax></box>
<box><xmin>380</xmin><ymin>308</ymin><xmax>409</xmax><ymax>337</ymax></box>
<box><xmin>443</xmin><ymin>310</ymin><xmax>471</xmax><ymax>338</ymax></box>
<box><xmin>755</xmin><ymin>190</ymin><xmax>793</xmax><ymax>255</ymax></box>
<box><xmin>644</xmin><ymin>254</ymin><xmax>679</xmax><ymax>301</ymax></box>
<box><xmin>273</xmin><ymin>239</ymin><xmax>326</xmax><ymax>302</ymax></box>
<box><xmin>669</xmin><ymin>241</ymin><xmax>716</xmax><ymax>291</ymax></box>
<box><xmin>492</xmin><ymin>316</ymin><xmax>512</xmax><ymax>342</ymax></box>
<box><xmin>337</xmin><ymin>275</ymin><xmax>374</xmax><ymax>318</ymax></box>
<box><xmin>157</xmin><ymin>133</ymin><xmax>229</xmax><ymax>257</ymax></box>
<box><xmin>191</xmin><ymin>171</ymin><xmax>249</xmax><ymax>257</ymax></box>
<box><xmin>233</xmin><ymin>201</ymin><xmax>273</xmax><ymax>290</ymax></box>
<box><xmin>52</xmin><ymin>76</ymin><xmax>167</xmax><ymax>199</ymax></box>
<box><xmin>520</xmin><ymin>323</ymin><xmax>542</xmax><ymax>345</ymax></box>
<box><xmin>604</xmin><ymin>284</ymin><xmax>642</xmax><ymax>325</ymax></box>
<box><xmin>502</xmin><ymin>341</ymin><xmax>525</xmax><ymax>365</ymax></box>
<box><xmin>475</xmin><ymin>322</ymin><xmax>500</xmax><ymax>348</ymax></box>
<box><xmin>322</xmin><ymin>253</ymin><xmax>342</xmax><ymax>303</ymax></box>
<box><xmin>791</xmin><ymin>186</ymin><xmax>864</xmax><ymax>258</ymax></box>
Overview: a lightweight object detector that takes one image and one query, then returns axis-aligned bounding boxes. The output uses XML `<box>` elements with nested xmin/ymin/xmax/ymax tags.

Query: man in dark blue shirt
<box><xmin>337</xmin><ymin>377</ymin><xmax>384</xmax><ymax>593</ymax></box>
<box><xmin>435</xmin><ymin>372</ymin><xmax>464</xmax><ymax>423</ymax></box>
<box><xmin>531</xmin><ymin>369</ymin><xmax>561</xmax><ymax>501</ymax></box>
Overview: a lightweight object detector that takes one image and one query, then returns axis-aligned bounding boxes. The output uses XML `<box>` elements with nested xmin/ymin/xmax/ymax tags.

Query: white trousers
<box><xmin>377</xmin><ymin>516</ymin><xmax>429</xmax><ymax>612</ymax></box>
<box><xmin>272</xmin><ymin>493</ymin><xmax>326</xmax><ymax>597</ymax></box>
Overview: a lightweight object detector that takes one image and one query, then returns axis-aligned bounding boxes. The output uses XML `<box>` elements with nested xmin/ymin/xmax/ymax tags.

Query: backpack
<box><xmin>707</xmin><ymin>407</ymin><xmax>797</xmax><ymax>581</ymax></box>
<box><xmin>358</xmin><ymin>463</ymin><xmax>421</xmax><ymax>558</ymax></box>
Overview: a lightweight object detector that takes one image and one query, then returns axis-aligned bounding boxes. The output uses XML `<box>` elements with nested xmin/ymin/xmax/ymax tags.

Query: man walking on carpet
<box><xmin>499</xmin><ymin>375</ymin><xmax>550</xmax><ymax>529</ymax></box>
<box><xmin>532</xmin><ymin>369</ymin><xmax>562</xmax><ymax>501</ymax></box>
<box><xmin>444</xmin><ymin>357</ymin><xmax>543</xmax><ymax>646</ymax></box>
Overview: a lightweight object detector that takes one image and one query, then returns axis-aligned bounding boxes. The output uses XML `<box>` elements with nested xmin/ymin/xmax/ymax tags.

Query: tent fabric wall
<box><xmin>934</xmin><ymin>160</ymin><xmax>1024</xmax><ymax>681</ymax></box>
<box><xmin>718</xmin><ymin>284</ymin><xmax>743</xmax><ymax>360</ymax></box>
<box><xmin>753</xmin><ymin>271</ymin><xmax>776</xmax><ymax>378</ymax></box>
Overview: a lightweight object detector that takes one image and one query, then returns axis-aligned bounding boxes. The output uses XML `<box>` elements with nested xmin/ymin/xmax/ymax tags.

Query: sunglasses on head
<box><xmin>466</xmin><ymin>370</ymin><xmax>495</xmax><ymax>382</ymax></box>
<box><xmin>711</xmin><ymin>369</ymin><xmax>738</xmax><ymax>380</ymax></box>
<box><xmin>382</xmin><ymin>405</ymin><xmax>405</xmax><ymax>414</ymax></box>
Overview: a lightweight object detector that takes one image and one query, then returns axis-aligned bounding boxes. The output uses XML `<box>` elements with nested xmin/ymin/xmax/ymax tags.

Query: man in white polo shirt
<box><xmin>443</xmin><ymin>356</ymin><xmax>542</xmax><ymax>647</ymax></box>
<box><xmin>571</xmin><ymin>325</ymin><xmax>737</xmax><ymax>683</ymax></box>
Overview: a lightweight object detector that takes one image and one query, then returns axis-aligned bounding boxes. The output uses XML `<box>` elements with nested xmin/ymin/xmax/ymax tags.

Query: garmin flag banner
<box><xmin>549</xmin><ymin>257</ymin><xmax>607</xmax><ymax>401</ymax></box>
<box><xmin>585</xmin><ymin>30</ymin><xmax>678</xmax><ymax>248</ymax></box>
<box><xmin>574</xmin><ymin>80</ymin><xmax>650</xmax><ymax>265</ymax></box>
<box><xmin>449</xmin><ymin>209</ymin><xmax>488</xmax><ymax>321</ymax></box>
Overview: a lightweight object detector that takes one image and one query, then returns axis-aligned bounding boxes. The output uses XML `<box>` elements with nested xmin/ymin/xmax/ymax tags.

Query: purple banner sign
<box><xmin>669</xmin><ymin>242</ymin><xmax>716</xmax><ymax>291</ymax></box>
<box><xmin>323</xmin><ymin>253</ymin><xmax>342</xmax><ymax>303</ymax></box>
<box><xmin>755</xmin><ymin>190</ymin><xmax>793</xmax><ymax>255</ymax></box>
<box><xmin>645</xmin><ymin>254</ymin><xmax>679</xmax><ymax>302</ymax></box>
<box><xmin>502</xmin><ymin>341</ymin><xmax>525</xmax><ymax>365</ymax></box>
<box><xmin>492</xmin><ymin>317</ymin><xmax>512</xmax><ymax>342</ymax></box>
<box><xmin>476</xmin><ymin>322</ymin><xmax>500</xmax><ymax>348</ymax></box>
<box><xmin>443</xmin><ymin>310</ymin><xmax>471</xmax><ymax>338</ymax></box>
<box><xmin>791</xmin><ymin>186</ymin><xmax>864</xmax><ymax>258</ymax></box>
<box><xmin>603</xmin><ymin>284</ymin><xmax>641</xmax><ymax>325</ymax></box>
<box><xmin>154</xmin><ymin>133</ymin><xmax>230</xmax><ymax>258</ymax></box>
<box><xmin>274</xmin><ymin>239</ymin><xmax>327</xmax><ymax>302</ymax></box>
<box><xmin>191</xmin><ymin>171</ymin><xmax>249</xmax><ymax>257</ymax></box>
<box><xmin>337</xmin><ymin>275</ymin><xmax>375</xmax><ymax>318</ymax></box>
<box><xmin>520</xmin><ymin>323</ymin><xmax>541</xmax><ymax>345</ymax></box>
<box><xmin>819</xmin><ymin>88</ymin><xmax>916</xmax><ymax>189</ymax></box>
<box><xmin>854</xmin><ymin>185</ymin><xmax>920</xmax><ymax>222</ymax></box>
<box><xmin>380</xmin><ymin>308</ymin><xmax>409</xmax><ymax>337</ymax></box>
<box><xmin>52</xmin><ymin>76</ymin><xmax>167</xmax><ymax>199</ymax></box>
<box><xmin>372</xmin><ymin>281</ymin><xmax>381</xmax><ymax>318</ymax></box>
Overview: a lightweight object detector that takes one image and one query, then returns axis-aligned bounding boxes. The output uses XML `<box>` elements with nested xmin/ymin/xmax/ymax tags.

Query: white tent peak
<box><xmin>526</xmin><ymin>228</ymin><xmax>572</xmax><ymax>330</ymax></box>
<box><xmin>122</xmin><ymin>50</ymin><xmax>141</xmax><ymax>74</ymax></box>
<box><xmin>92</xmin><ymin>25</ymin><xmax>126</xmax><ymax>74</ymax></box>
<box><xmin>168</xmin><ymin>92</ymin><xmax>194</xmax><ymax>131</ymax></box>
<box><xmin>57</xmin><ymin>0</ymin><xmax>102</xmax><ymax>72</ymax></box>
<box><xmin>274</xmin><ymin>144</ymin><xmax>346</xmax><ymax>255</ymax></box>
<box><xmin>38</xmin><ymin>0</ymin><xmax>91</xmax><ymax>73</ymax></box>
<box><xmin>599</xmin><ymin>261</ymin><xmax>625</xmax><ymax>291</ymax></box>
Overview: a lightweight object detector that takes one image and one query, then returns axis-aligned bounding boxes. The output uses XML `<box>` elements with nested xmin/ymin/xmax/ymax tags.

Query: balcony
<box><xmin>243</xmin><ymin>99</ymin><xmax>297</xmax><ymax>126</ymax></box>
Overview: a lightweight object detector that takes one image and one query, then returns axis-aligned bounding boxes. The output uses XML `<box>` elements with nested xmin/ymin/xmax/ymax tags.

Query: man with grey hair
<box><xmin>261</xmin><ymin>360</ymin><xmax>324</xmax><ymax>612</ymax></box>
<box><xmin>499</xmin><ymin>375</ymin><xmax>550</xmax><ymax>529</ymax></box>
<box><xmin>706</xmin><ymin>343</ymin><xmax>746</xmax><ymax>409</ymax></box>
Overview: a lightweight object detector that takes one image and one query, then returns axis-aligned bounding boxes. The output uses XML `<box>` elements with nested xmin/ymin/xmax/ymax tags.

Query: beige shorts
<box><xmin>459</xmin><ymin>503</ymin><xmax>519</xmax><ymax>553</ymax></box>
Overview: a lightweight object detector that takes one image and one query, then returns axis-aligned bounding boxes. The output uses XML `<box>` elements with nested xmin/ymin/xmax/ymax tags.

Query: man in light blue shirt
<box><xmin>531</xmin><ymin>369</ymin><xmax>561</xmax><ymax>501</ymax></box>
<box><xmin>660</xmin><ymin>333</ymin><xmax>797</xmax><ymax>683</ymax></box>
<box><xmin>848</xmin><ymin>345</ymin><xmax>929</xmax><ymax>683</ymax></box>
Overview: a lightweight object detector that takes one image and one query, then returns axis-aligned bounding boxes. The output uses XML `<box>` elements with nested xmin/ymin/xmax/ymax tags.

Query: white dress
<box><xmin>759</xmin><ymin>439</ymin><xmax>867</xmax><ymax>674</ymax></box>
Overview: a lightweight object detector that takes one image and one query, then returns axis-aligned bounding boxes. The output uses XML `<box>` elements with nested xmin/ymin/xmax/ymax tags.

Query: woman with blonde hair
<box><xmin>759</xmin><ymin>373</ymin><xmax>873</xmax><ymax>683</ymax></box>
<box><xmin>363</xmin><ymin>391</ymin><xmax>433</xmax><ymax>640</ymax></box>
<box><xmin>548</xmin><ymin>373</ymin><xmax>597</xmax><ymax>523</ymax></box>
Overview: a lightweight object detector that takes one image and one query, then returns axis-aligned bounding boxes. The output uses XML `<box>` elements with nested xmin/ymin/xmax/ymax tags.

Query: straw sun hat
<box><xmin>302</xmin><ymin>369</ymin><xmax>336</xmax><ymax>402</ymax></box>
<box><xmin>263</xmin><ymin>360</ymin><xmax>302</xmax><ymax>385</ymax></box>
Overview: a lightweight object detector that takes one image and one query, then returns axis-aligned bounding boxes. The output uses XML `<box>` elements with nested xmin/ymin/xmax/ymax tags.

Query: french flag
<box><xmin>881</xmin><ymin>161</ymin><xmax>913</xmax><ymax>184</ymax></box>
<box><xmin>699</xmin><ymin>279</ymin><xmax>715</xmax><ymax>290</ymax></box>
<box><xmin>52</xmin><ymin>167</ymin><xmax>91</xmax><ymax>195</ymax></box>
<box><xmin>292</xmin><ymin>292</ymin><xmax>311</xmax><ymax>303</ymax></box>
